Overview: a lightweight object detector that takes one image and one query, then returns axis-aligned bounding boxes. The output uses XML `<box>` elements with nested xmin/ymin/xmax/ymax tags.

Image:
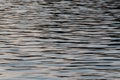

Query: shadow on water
<box><xmin>0</xmin><ymin>0</ymin><xmax>120</xmax><ymax>80</ymax></box>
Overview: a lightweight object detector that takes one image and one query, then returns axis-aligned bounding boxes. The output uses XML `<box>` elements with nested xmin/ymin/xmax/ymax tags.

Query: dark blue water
<box><xmin>0</xmin><ymin>0</ymin><xmax>120</xmax><ymax>80</ymax></box>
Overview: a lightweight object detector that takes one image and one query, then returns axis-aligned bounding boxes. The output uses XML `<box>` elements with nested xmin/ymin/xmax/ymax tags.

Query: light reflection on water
<box><xmin>0</xmin><ymin>0</ymin><xmax>120</xmax><ymax>80</ymax></box>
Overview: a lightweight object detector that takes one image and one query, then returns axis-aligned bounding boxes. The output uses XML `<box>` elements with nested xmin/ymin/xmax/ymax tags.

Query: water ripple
<box><xmin>0</xmin><ymin>0</ymin><xmax>120</xmax><ymax>80</ymax></box>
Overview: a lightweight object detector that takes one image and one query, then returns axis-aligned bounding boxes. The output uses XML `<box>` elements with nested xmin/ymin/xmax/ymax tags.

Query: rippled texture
<box><xmin>0</xmin><ymin>0</ymin><xmax>120</xmax><ymax>80</ymax></box>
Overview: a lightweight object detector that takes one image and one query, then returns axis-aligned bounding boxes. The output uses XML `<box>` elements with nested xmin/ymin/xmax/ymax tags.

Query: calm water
<box><xmin>0</xmin><ymin>0</ymin><xmax>120</xmax><ymax>80</ymax></box>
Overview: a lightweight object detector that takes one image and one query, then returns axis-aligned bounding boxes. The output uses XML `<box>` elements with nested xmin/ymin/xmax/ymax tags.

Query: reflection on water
<box><xmin>0</xmin><ymin>0</ymin><xmax>120</xmax><ymax>80</ymax></box>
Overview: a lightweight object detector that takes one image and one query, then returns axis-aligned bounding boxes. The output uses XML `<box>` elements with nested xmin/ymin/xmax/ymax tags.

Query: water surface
<box><xmin>0</xmin><ymin>0</ymin><xmax>120</xmax><ymax>80</ymax></box>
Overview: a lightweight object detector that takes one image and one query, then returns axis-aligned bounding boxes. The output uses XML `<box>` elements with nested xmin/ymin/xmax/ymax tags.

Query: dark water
<box><xmin>0</xmin><ymin>0</ymin><xmax>120</xmax><ymax>80</ymax></box>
